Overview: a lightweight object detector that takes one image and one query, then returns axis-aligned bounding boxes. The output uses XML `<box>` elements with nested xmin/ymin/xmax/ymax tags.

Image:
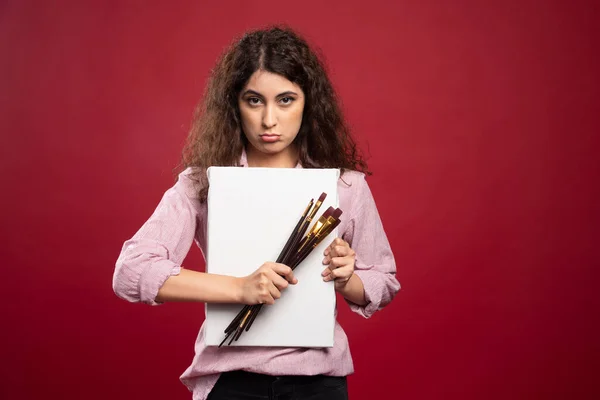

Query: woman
<box><xmin>113</xmin><ymin>26</ymin><xmax>400</xmax><ymax>400</ymax></box>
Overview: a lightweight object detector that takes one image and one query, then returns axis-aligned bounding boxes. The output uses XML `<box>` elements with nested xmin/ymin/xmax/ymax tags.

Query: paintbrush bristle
<box><xmin>332</xmin><ymin>208</ymin><xmax>343</xmax><ymax>219</ymax></box>
<box><xmin>318</xmin><ymin>193</ymin><xmax>327</xmax><ymax>202</ymax></box>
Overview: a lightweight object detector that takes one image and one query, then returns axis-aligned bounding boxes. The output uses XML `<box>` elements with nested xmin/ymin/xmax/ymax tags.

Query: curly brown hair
<box><xmin>181</xmin><ymin>26</ymin><xmax>370</xmax><ymax>201</ymax></box>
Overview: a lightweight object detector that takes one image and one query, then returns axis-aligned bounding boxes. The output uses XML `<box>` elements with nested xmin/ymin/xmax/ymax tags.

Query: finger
<box><xmin>322</xmin><ymin>255</ymin><xmax>331</xmax><ymax>265</ymax></box>
<box><xmin>333</xmin><ymin>237</ymin><xmax>347</xmax><ymax>247</ymax></box>
<box><xmin>328</xmin><ymin>243</ymin><xmax>343</xmax><ymax>258</ymax></box>
<box><xmin>330</xmin><ymin>265</ymin><xmax>352</xmax><ymax>281</ymax></box>
<box><xmin>257</xmin><ymin>280</ymin><xmax>276</xmax><ymax>304</ymax></box>
<box><xmin>268</xmin><ymin>282</ymin><xmax>282</xmax><ymax>300</ymax></box>
<box><xmin>270</xmin><ymin>271</ymin><xmax>291</xmax><ymax>291</ymax></box>
<box><xmin>271</xmin><ymin>263</ymin><xmax>297</xmax><ymax>284</ymax></box>
<box><xmin>332</xmin><ymin>244</ymin><xmax>351</xmax><ymax>257</ymax></box>
<box><xmin>329</xmin><ymin>256</ymin><xmax>349</xmax><ymax>269</ymax></box>
<box><xmin>325</xmin><ymin>256</ymin><xmax>354</xmax><ymax>277</ymax></box>
<box><xmin>260</xmin><ymin>294</ymin><xmax>275</xmax><ymax>305</ymax></box>
<box><xmin>325</xmin><ymin>238</ymin><xmax>340</xmax><ymax>255</ymax></box>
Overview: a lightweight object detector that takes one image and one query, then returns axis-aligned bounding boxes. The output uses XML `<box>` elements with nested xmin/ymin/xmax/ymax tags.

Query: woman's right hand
<box><xmin>238</xmin><ymin>262</ymin><xmax>298</xmax><ymax>305</ymax></box>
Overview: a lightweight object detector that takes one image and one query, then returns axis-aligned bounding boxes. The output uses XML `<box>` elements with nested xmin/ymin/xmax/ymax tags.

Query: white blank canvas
<box><xmin>204</xmin><ymin>167</ymin><xmax>339</xmax><ymax>347</ymax></box>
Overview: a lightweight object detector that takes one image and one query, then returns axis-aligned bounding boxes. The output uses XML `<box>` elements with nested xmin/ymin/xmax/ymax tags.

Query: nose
<box><xmin>261</xmin><ymin>104</ymin><xmax>277</xmax><ymax>129</ymax></box>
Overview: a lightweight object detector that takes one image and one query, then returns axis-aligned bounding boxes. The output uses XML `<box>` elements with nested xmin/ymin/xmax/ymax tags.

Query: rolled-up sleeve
<box><xmin>112</xmin><ymin>170</ymin><xmax>201</xmax><ymax>305</ymax></box>
<box><xmin>342</xmin><ymin>174</ymin><xmax>400</xmax><ymax>318</ymax></box>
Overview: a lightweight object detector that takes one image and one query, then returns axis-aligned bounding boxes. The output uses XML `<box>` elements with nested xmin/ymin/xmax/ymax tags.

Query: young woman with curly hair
<box><xmin>113</xmin><ymin>26</ymin><xmax>400</xmax><ymax>400</ymax></box>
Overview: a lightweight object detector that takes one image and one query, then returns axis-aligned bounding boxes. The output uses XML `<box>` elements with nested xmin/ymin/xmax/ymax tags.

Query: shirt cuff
<box><xmin>138</xmin><ymin>259</ymin><xmax>182</xmax><ymax>305</ymax></box>
<box><xmin>346</xmin><ymin>269</ymin><xmax>381</xmax><ymax>319</ymax></box>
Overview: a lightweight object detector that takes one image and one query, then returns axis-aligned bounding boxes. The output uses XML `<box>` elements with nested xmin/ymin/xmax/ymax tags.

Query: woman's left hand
<box><xmin>322</xmin><ymin>238</ymin><xmax>355</xmax><ymax>290</ymax></box>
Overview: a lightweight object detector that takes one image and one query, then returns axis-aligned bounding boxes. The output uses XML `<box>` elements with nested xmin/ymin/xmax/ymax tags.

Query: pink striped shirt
<box><xmin>113</xmin><ymin>153</ymin><xmax>400</xmax><ymax>400</ymax></box>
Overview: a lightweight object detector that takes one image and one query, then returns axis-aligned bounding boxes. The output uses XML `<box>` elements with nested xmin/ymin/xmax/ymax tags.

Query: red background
<box><xmin>1</xmin><ymin>1</ymin><xmax>599</xmax><ymax>399</ymax></box>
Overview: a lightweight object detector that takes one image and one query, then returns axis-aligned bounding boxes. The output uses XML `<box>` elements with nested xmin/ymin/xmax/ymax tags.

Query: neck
<box><xmin>246</xmin><ymin>146</ymin><xmax>299</xmax><ymax>168</ymax></box>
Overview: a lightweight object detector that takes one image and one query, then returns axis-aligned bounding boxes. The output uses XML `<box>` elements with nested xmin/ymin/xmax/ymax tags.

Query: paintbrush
<box><xmin>219</xmin><ymin>193</ymin><xmax>341</xmax><ymax>346</ymax></box>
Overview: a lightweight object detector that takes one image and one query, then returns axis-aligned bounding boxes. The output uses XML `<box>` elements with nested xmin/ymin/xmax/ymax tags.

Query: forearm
<box><xmin>337</xmin><ymin>273</ymin><xmax>367</xmax><ymax>306</ymax></box>
<box><xmin>155</xmin><ymin>268</ymin><xmax>242</xmax><ymax>304</ymax></box>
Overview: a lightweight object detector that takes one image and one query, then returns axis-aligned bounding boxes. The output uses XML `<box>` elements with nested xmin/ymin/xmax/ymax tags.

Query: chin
<box><xmin>254</xmin><ymin>141</ymin><xmax>288</xmax><ymax>154</ymax></box>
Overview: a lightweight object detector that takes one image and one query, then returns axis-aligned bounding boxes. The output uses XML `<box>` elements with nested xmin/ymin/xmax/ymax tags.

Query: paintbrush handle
<box><xmin>276</xmin><ymin>200</ymin><xmax>312</xmax><ymax>263</ymax></box>
<box><xmin>224</xmin><ymin>305</ymin><xmax>250</xmax><ymax>334</ymax></box>
<box><xmin>244</xmin><ymin>304</ymin><xmax>263</xmax><ymax>332</ymax></box>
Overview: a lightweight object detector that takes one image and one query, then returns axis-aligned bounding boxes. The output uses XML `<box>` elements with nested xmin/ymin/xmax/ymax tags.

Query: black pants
<box><xmin>206</xmin><ymin>370</ymin><xmax>348</xmax><ymax>400</ymax></box>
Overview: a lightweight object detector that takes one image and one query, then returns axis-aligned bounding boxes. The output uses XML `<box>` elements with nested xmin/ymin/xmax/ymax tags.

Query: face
<box><xmin>238</xmin><ymin>70</ymin><xmax>305</xmax><ymax>164</ymax></box>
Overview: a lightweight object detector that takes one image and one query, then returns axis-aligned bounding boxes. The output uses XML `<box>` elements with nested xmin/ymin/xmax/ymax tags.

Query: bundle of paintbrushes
<box><xmin>219</xmin><ymin>192</ymin><xmax>342</xmax><ymax>347</ymax></box>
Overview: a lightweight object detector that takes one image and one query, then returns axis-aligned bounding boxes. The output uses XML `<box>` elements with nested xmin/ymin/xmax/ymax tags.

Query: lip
<box><xmin>260</xmin><ymin>133</ymin><xmax>281</xmax><ymax>143</ymax></box>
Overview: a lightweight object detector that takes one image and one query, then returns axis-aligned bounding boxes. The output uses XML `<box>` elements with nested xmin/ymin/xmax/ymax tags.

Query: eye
<box><xmin>280</xmin><ymin>97</ymin><xmax>295</xmax><ymax>105</ymax></box>
<box><xmin>247</xmin><ymin>97</ymin><xmax>262</xmax><ymax>106</ymax></box>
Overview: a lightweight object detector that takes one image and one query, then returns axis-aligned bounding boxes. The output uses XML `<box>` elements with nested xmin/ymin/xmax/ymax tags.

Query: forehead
<box><xmin>243</xmin><ymin>70</ymin><xmax>303</xmax><ymax>95</ymax></box>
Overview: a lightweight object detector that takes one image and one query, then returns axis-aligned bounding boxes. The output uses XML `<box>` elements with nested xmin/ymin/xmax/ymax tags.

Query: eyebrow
<box><xmin>241</xmin><ymin>90</ymin><xmax>299</xmax><ymax>98</ymax></box>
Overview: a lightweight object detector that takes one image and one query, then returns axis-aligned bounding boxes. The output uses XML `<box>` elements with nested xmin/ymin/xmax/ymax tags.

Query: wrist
<box><xmin>334</xmin><ymin>272</ymin><xmax>354</xmax><ymax>293</ymax></box>
<box><xmin>232</xmin><ymin>276</ymin><xmax>245</xmax><ymax>304</ymax></box>
<box><xmin>337</xmin><ymin>273</ymin><xmax>367</xmax><ymax>306</ymax></box>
